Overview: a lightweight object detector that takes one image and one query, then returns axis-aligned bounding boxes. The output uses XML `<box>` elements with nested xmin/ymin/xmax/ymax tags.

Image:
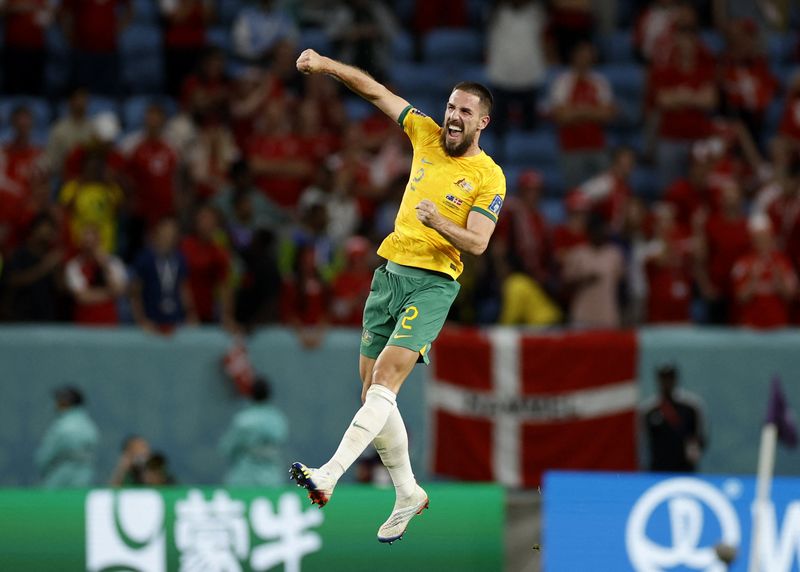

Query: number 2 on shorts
<box><xmin>401</xmin><ymin>306</ymin><xmax>419</xmax><ymax>330</ymax></box>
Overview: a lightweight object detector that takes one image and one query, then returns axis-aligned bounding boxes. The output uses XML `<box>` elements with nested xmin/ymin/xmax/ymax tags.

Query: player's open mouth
<box><xmin>446</xmin><ymin>125</ymin><xmax>463</xmax><ymax>139</ymax></box>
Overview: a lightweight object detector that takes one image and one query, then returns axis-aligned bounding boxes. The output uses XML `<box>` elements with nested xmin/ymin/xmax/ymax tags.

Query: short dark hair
<box><xmin>451</xmin><ymin>81</ymin><xmax>493</xmax><ymax>116</ymax></box>
<box><xmin>251</xmin><ymin>377</ymin><xmax>272</xmax><ymax>402</ymax></box>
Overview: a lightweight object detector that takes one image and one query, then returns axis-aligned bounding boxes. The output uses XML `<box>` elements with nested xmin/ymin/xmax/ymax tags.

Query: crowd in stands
<box><xmin>2</xmin><ymin>0</ymin><xmax>800</xmax><ymax>339</ymax></box>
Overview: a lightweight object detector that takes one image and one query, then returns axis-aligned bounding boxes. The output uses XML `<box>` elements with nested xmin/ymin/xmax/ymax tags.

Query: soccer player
<box><xmin>290</xmin><ymin>49</ymin><xmax>506</xmax><ymax>543</ymax></box>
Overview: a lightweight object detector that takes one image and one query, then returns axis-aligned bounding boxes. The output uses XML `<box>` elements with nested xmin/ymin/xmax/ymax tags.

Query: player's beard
<box><xmin>440</xmin><ymin>122</ymin><xmax>476</xmax><ymax>157</ymax></box>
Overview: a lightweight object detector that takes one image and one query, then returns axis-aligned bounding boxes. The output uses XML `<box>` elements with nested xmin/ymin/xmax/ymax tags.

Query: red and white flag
<box><xmin>429</xmin><ymin>328</ymin><xmax>639</xmax><ymax>487</ymax></box>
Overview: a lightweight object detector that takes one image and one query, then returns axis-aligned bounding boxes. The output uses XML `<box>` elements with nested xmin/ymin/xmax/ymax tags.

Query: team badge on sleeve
<box><xmin>489</xmin><ymin>194</ymin><xmax>504</xmax><ymax>215</ymax></box>
<box><xmin>411</xmin><ymin>108</ymin><xmax>427</xmax><ymax>117</ymax></box>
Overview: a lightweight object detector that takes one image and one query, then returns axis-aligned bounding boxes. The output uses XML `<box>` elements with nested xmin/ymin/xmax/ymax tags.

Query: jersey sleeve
<box><xmin>470</xmin><ymin>168</ymin><xmax>506</xmax><ymax>224</ymax></box>
<box><xmin>398</xmin><ymin>105</ymin><xmax>441</xmax><ymax>147</ymax></box>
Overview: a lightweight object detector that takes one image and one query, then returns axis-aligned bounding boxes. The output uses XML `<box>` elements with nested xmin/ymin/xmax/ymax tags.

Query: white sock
<box><xmin>373</xmin><ymin>405</ymin><xmax>417</xmax><ymax>502</ymax></box>
<box><xmin>321</xmin><ymin>384</ymin><xmax>397</xmax><ymax>481</ymax></box>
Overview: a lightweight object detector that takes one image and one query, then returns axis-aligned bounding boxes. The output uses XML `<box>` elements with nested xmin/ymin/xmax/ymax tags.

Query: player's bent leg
<box><xmin>359</xmin><ymin>354</ymin><xmax>376</xmax><ymax>404</ymax></box>
<box><xmin>289</xmin><ymin>462</ymin><xmax>336</xmax><ymax>508</ymax></box>
<box><xmin>290</xmin><ymin>383</ymin><xmax>396</xmax><ymax>507</ymax></box>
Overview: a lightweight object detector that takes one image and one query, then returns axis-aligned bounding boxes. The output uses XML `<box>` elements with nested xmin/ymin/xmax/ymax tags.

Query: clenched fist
<box><xmin>415</xmin><ymin>199</ymin><xmax>441</xmax><ymax>228</ymax></box>
<box><xmin>296</xmin><ymin>49</ymin><xmax>325</xmax><ymax>75</ymax></box>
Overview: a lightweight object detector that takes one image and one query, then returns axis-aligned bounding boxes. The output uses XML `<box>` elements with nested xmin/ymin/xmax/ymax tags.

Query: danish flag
<box><xmin>429</xmin><ymin>328</ymin><xmax>639</xmax><ymax>487</ymax></box>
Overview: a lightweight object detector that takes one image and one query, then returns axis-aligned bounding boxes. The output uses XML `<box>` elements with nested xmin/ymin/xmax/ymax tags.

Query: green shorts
<box><xmin>360</xmin><ymin>261</ymin><xmax>461</xmax><ymax>364</ymax></box>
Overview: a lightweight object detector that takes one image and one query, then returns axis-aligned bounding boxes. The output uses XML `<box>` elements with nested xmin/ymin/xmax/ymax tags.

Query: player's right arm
<box><xmin>296</xmin><ymin>49</ymin><xmax>409</xmax><ymax>122</ymax></box>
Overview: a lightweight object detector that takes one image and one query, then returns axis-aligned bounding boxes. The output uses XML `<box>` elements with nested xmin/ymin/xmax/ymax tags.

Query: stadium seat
<box><xmin>598</xmin><ymin>64</ymin><xmax>645</xmax><ymax>100</ymax></box>
<box><xmin>540</xmin><ymin>197</ymin><xmax>566</xmax><ymax>225</ymax></box>
<box><xmin>218</xmin><ymin>0</ymin><xmax>242</xmax><ymax>26</ymax></box>
<box><xmin>122</xmin><ymin>95</ymin><xmax>178</xmax><ymax>130</ymax></box>
<box><xmin>540</xmin><ymin>165</ymin><xmax>565</xmax><ymax>196</ymax></box>
<box><xmin>207</xmin><ymin>26</ymin><xmax>231</xmax><ymax>52</ymax></box>
<box><xmin>700</xmin><ymin>30</ymin><xmax>724</xmax><ymax>56</ymax></box>
<box><xmin>774</xmin><ymin>64</ymin><xmax>797</xmax><ymax>89</ymax></box>
<box><xmin>503</xmin><ymin>131</ymin><xmax>559</xmax><ymax>168</ymax></box>
<box><xmin>46</xmin><ymin>27</ymin><xmax>69</xmax><ymax>58</ymax></box>
<box><xmin>392</xmin><ymin>30</ymin><xmax>414</xmax><ymax>62</ymax></box>
<box><xmin>629</xmin><ymin>165</ymin><xmax>660</xmax><ymax>201</ymax></box>
<box><xmin>767</xmin><ymin>32</ymin><xmax>797</xmax><ymax>64</ymax></box>
<box><xmin>479</xmin><ymin>131</ymin><xmax>497</xmax><ymax>157</ymax></box>
<box><xmin>343</xmin><ymin>97</ymin><xmax>374</xmax><ymax>122</ymax></box>
<box><xmin>0</xmin><ymin>97</ymin><xmax>51</xmax><ymax>128</ymax></box>
<box><xmin>120</xmin><ymin>24</ymin><xmax>162</xmax><ymax>58</ymax></box>
<box><xmin>125</xmin><ymin>56</ymin><xmax>165</xmax><ymax>93</ymax></box>
<box><xmin>132</xmin><ymin>0</ymin><xmax>159</xmax><ymax>25</ymax></box>
<box><xmin>390</xmin><ymin>62</ymin><xmax>452</xmax><ymax>99</ymax></box>
<box><xmin>599</xmin><ymin>31</ymin><xmax>634</xmax><ymax>64</ymax></box>
<box><xmin>422</xmin><ymin>28</ymin><xmax>483</xmax><ymax>63</ymax></box>
<box><xmin>300</xmin><ymin>28</ymin><xmax>332</xmax><ymax>56</ymax></box>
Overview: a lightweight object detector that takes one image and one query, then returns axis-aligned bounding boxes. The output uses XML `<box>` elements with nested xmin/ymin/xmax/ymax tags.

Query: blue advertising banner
<box><xmin>543</xmin><ymin>471</ymin><xmax>800</xmax><ymax>572</ymax></box>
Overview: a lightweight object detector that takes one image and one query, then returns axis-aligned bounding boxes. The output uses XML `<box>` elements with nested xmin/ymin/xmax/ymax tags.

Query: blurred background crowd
<box><xmin>2</xmin><ymin>0</ymin><xmax>800</xmax><ymax>342</ymax></box>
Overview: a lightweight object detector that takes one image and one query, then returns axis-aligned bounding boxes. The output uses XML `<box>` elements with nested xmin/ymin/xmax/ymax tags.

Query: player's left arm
<box><xmin>416</xmin><ymin>200</ymin><xmax>496</xmax><ymax>256</ymax></box>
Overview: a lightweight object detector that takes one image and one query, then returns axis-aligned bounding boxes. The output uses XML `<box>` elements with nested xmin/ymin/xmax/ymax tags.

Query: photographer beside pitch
<box><xmin>290</xmin><ymin>48</ymin><xmax>506</xmax><ymax>543</ymax></box>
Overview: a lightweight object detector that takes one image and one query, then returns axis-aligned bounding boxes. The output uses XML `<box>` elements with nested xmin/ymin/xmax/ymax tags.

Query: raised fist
<box><xmin>296</xmin><ymin>49</ymin><xmax>325</xmax><ymax>75</ymax></box>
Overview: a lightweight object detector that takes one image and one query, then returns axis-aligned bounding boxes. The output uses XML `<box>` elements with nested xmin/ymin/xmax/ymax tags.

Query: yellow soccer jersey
<box><xmin>377</xmin><ymin>105</ymin><xmax>506</xmax><ymax>279</ymax></box>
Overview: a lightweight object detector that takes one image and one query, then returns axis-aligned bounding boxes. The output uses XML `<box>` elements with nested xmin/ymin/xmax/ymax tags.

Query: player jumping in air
<box><xmin>290</xmin><ymin>49</ymin><xmax>506</xmax><ymax>543</ymax></box>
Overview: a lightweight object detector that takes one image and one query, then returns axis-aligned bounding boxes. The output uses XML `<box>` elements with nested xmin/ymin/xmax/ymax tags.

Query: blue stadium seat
<box><xmin>540</xmin><ymin>165</ymin><xmax>565</xmax><ymax>195</ymax></box>
<box><xmin>218</xmin><ymin>0</ymin><xmax>242</xmax><ymax>26</ymax></box>
<box><xmin>423</xmin><ymin>28</ymin><xmax>482</xmax><ymax>63</ymax></box>
<box><xmin>207</xmin><ymin>26</ymin><xmax>231</xmax><ymax>52</ymax></box>
<box><xmin>300</xmin><ymin>28</ymin><xmax>332</xmax><ymax>56</ymax></box>
<box><xmin>0</xmin><ymin>97</ymin><xmax>51</xmax><ymax>128</ymax></box>
<box><xmin>599</xmin><ymin>31</ymin><xmax>634</xmax><ymax>64</ymax></box>
<box><xmin>458</xmin><ymin>63</ymin><xmax>489</xmax><ymax>85</ymax></box>
<box><xmin>700</xmin><ymin>30</ymin><xmax>724</xmax><ymax>56</ymax></box>
<box><xmin>120</xmin><ymin>24</ymin><xmax>162</xmax><ymax>58</ymax></box>
<box><xmin>390</xmin><ymin>62</ymin><xmax>452</xmax><ymax>98</ymax></box>
<box><xmin>46</xmin><ymin>27</ymin><xmax>69</xmax><ymax>58</ymax></box>
<box><xmin>767</xmin><ymin>32</ymin><xmax>797</xmax><ymax>64</ymax></box>
<box><xmin>540</xmin><ymin>197</ymin><xmax>566</xmax><ymax>225</ymax></box>
<box><xmin>503</xmin><ymin>131</ymin><xmax>559</xmax><ymax>169</ymax></box>
<box><xmin>764</xmin><ymin>98</ymin><xmax>784</xmax><ymax>136</ymax></box>
<box><xmin>629</xmin><ymin>165</ymin><xmax>660</xmax><ymax>201</ymax></box>
<box><xmin>479</xmin><ymin>132</ymin><xmax>497</xmax><ymax>157</ymax></box>
<box><xmin>598</xmin><ymin>64</ymin><xmax>645</xmax><ymax>100</ymax></box>
<box><xmin>343</xmin><ymin>97</ymin><xmax>374</xmax><ymax>122</ymax></box>
<box><xmin>774</xmin><ymin>64</ymin><xmax>797</xmax><ymax>89</ymax></box>
<box><xmin>392</xmin><ymin>30</ymin><xmax>414</xmax><ymax>62</ymax></box>
<box><xmin>122</xmin><ymin>95</ymin><xmax>178</xmax><ymax>130</ymax></box>
<box><xmin>122</xmin><ymin>56</ymin><xmax>165</xmax><ymax>93</ymax></box>
<box><xmin>133</xmin><ymin>0</ymin><xmax>159</xmax><ymax>25</ymax></box>
<box><xmin>404</xmin><ymin>95</ymin><xmax>440</xmax><ymax>121</ymax></box>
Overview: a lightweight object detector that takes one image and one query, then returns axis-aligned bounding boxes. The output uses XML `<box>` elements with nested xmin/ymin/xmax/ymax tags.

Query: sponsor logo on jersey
<box><xmin>454</xmin><ymin>178</ymin><xmax>474</xmax><ymax>193</ymax></box>
<box><xmin>445</xmin><ymin>194</ymin><xmax>464</xmax><ymax>207</ymax></box>
<box><xmin>489</xmin><ymin>194</ymin><xmax>504</xmax><ymax>215</ymax></box>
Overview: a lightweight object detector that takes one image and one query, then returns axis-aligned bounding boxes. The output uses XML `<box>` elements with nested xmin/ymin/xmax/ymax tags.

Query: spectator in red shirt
<box><xmin>184</xmin><ymin>113</ymin><xmax>239</xmax><ymax>201</ymax></box>
<box><xmin>65</xmin><ymin>225</ymin><xmax>127</xmax><ymax>325</ymax></box>
<box><xmin>695</xmin><ymin>181</ymin><xmax>751</xmax><ymax>323</ymax></box>
<box><xmin>732</xmin><ymin>214</ymin><xmax>798</xmax><ymax>329</ymax></box>
<box><xmin>644</xmin><ymin>202</ymin><xmax>693</xmax><ymax>324</ymax></box>
<box><xmin>248</xmin><ymin>99</ymin><xmax>315</xmax><ymax>208</ymax></box>
<box><xmin>60</xmin><ymin>0</ymin><xmax>132</xmax><ymax>95</ymax></box>
<box><xmin>181</xmin><ymin>47</ymin><xmax>231</xmax><ymax>123</ymax></box>
<box><xmin>548</xmin><ymin>0</ymin><xmax>593</xmax><ymax>64</ymax></box>
<box><xmin>160</xmin><ymin>0</ymin><xmax>215</xmax><ymax>97</ymax></box>
<box><xmin>181</xmin><ymin>204</ymin><xmax>238</xmax><ymax>331</ymax></box>
<box><xmin>3</xmin><ymin>106</ymin><xmax>46</xmax><ymax>208</ymax></box>
<box><xmin>718</xmin><ymin>19</ymin><xmax>777</xmax><ymax>146</ymax></box>
<box><xmin>1</xmin><ymin>0</ymin><xmax>53</xmax><ymax>94</ymax></box>
<box><xmin>761</xmin><ymin>174</ymin><xmax>800</xmax><ymax>275</ymax></box>
<box><xmin>549</xmin><ymin>41</ymin><xmax>616</xmax><ymax>189</ymax></box>
<box><xmin>775</xmin><ymin>73</ymin><xmax>800</xmax><ymax>178</ymax></box>
<box><xmin>648</xmin><ymin>11</ymin><xmax>717</xmax><ymax>189</ymax></box>
<box><xmin>553</xmin><ymin>190</ymin><xmax>590</xmax><ymax>268</ymax></box>
<box><xmin>121</xmin><ymin>104</ymin><xmax>179</xmax><ymax>260</ymax></box>
<box><xmin>330</xmin><ymin>236</ymin><xmax>374</xmax><ymax>326</ymax></box>
<box><xmin>664</xmin><ymin>149</ymin><xmax>717</xmax><ymax>233</ymax></box>
<box><xmin>575</xmin><ymin>146</ymin><xmax>636</xmax><ymax>234</ymax></box>
<box><xmin>493</xmin><ymin>169</ymin><xmax>551</xmax><ymax>285</ymax></box>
